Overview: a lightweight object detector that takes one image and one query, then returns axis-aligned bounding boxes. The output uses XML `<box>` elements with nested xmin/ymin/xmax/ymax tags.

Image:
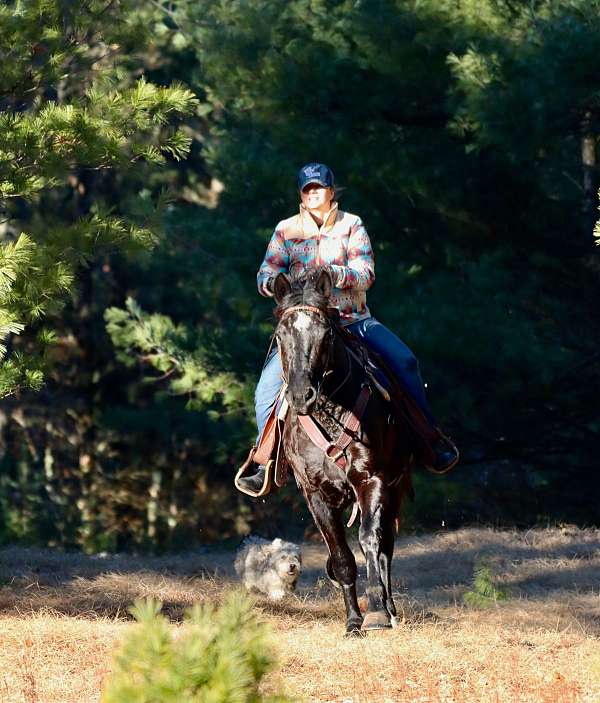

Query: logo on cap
<box><xmin>297</xmin><ymin>162</ymin><xmax>334</xmax><ymax>190</ymax></box>
<box><xmin>304</xmin><ymin>165</ymin><xmax>321</xmax><ymax>178</ymax></box>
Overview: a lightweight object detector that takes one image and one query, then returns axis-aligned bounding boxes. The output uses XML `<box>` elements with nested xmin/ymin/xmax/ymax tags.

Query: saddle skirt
<box><xmin>253</xmin><ymin>385</ymin><xmax>289</xmax><ymax>488</ymax></box>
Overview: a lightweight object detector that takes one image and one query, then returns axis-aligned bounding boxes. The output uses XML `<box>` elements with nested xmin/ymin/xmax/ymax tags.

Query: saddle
<box><xmin>234</xmin><ymin>329</ymin><xmax>445</xmax><ymax>498</ymax></box>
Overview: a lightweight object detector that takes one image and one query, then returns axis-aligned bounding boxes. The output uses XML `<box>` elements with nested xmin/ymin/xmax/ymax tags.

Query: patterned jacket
<box><xmin>256</xmin><ymin>202</ymin><xmax>375</xmax><ymax>323</ymax></box>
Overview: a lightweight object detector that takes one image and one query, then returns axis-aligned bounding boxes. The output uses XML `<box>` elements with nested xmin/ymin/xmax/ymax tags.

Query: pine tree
<box><xmin>0</xmin><ymin>0</ymin><xmax>197</xmax><ymax>397</ymax></box>
<box><xmin>101</xmin><ymin>593</ymin><xmax>291</xmax><ymax>703</ymax></box>
<box><xmin>463</xmin><ymin>559</ymin><xmax>509</xmax><ymax>608</ymax></box>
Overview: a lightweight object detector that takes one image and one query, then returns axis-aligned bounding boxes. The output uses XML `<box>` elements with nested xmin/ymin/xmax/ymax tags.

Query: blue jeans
<box><xmin>254</xmin><ymin>317</ymin><xmax>435</xmax><ymax>442</ymax></box>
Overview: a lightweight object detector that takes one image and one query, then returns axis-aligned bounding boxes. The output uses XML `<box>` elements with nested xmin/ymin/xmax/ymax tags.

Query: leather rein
<box><xmin>276</xmin><ymin>304</ymin><xmax>371</xmax><ymax>471</ymax></box>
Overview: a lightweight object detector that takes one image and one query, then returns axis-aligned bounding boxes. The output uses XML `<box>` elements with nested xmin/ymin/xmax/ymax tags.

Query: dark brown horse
<box><xmin>272</xmin><ymin>267</ymin><xmax>416</xmax><ymax>635</ymax></box>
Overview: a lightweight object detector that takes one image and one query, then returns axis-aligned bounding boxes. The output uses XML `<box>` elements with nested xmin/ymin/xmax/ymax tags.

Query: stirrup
<box><xmin>425</xmin><ymin>430</ymin><xmax>459</xmax><ymax>475</ymax></box>
<box><xmin>234</xmin><ymin>447</ymin><xmax>275</xmax><ymax>497</ymax></box>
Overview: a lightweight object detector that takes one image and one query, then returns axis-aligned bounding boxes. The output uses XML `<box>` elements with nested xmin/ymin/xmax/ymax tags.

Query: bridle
<box><xmin>275</xmin><ymin>304</ymin><xmax>352</xmax><ymax>405</ymax></box>
<box><xmin>277</xmin><ymin>304</ymin><xmax>325</xmax><ymax>323</ymax></box>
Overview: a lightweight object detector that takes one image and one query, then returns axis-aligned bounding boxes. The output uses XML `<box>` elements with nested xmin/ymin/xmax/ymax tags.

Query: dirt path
<box><xmin>0</xmin><ymin>527</ymin><xmax>599</xmax><ymax>702</ymax></box>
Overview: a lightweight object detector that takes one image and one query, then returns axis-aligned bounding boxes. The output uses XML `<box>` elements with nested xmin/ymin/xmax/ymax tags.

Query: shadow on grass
<box><xmin>0</xmin><ymin>545</ymin><xmax>342</xmax><ymax>623</ymax></box>
<box><xmin>0</xmin><ymin>527</ymin><xmax>599</xmax><ymax>631</ymax></box>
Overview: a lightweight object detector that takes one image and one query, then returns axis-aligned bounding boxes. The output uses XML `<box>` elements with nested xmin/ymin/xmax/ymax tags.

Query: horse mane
<box><xmin>274</xmin><ymin>267</ymin><xmax>341</xmax><ymax>327</ymax></box>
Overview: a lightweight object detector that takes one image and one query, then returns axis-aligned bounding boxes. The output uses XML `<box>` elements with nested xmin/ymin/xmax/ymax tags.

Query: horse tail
<box><xmin>393</xmin><ymin>469</ymin><xmax>414</xmax><ymax>532</ymax></box>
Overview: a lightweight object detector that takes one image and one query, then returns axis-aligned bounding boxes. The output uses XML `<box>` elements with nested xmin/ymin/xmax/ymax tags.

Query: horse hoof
<box><xmin>362</xmin><ymin>611</ymin><xmax>392</xmax><ymax>631</ymax></box>
<box><xmin>345</xmin><ymin>625</ymin><xmax>366</xmax><ymax>638</ymax></box>
<box><xmin>345</xmin><ymin>618</ymin><xmax>365</xmax><ymax>637</ymax></box>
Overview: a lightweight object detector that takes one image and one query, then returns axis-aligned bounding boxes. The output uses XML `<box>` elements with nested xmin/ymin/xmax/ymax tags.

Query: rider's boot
<box><xmin>234</xmin><ymin>446</ymin><xmax>271</xmax><ymax>496</ymax></box>
<box><xmin>236</xmin><ymin>465</ymin><xmax>266</xmax><ymax>494</ymax></box>
<box><xmin>428</xmin><ymin>429</ymin><xmax>459</xmax><ymax>474</ymax></box>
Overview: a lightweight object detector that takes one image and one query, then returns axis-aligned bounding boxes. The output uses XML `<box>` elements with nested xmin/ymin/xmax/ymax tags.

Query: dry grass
<box><xmin>0</xmin><ymin>527</ymin><xmax>599</xmax><ymax>702</ymax></box>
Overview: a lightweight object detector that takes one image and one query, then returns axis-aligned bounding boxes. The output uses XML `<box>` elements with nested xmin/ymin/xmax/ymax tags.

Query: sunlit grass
<box><xmin>0</xmin><ymin>527</ymin><xmax>599</xmax><ymax>702</ymax></box>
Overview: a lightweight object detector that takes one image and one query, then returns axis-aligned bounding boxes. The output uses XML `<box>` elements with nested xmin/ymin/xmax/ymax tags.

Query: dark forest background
<box><xmin>1</xmin><ymin>0</ymin><xmax>599</xmax><ymax>552</ymax></box>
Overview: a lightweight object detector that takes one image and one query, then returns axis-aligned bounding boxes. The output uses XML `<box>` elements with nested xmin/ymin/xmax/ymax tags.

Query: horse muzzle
<box><xmin>286</xmin><ymin>384</ymin><xmax>318</xmax><ymax>415</ymax></box>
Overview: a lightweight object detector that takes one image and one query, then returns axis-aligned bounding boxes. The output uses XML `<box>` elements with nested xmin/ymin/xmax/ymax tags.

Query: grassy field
<box><xmin>0</xmin><ymin>526</ymin><xmax>599</xmax><ymax>702</ymax></box>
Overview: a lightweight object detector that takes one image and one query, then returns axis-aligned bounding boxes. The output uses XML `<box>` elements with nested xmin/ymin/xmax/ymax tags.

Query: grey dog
<box><xmin>234</xmin><ymin>536</ymin><xmax>302</xmax><ymax>600</ymax></box>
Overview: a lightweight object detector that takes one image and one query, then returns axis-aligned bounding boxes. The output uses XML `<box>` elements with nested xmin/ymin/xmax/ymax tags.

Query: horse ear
<box><xmin>273</xmin><ymin>273</ymin><xmax>292</xmax><ymax>303</ymax></box>
<box><xmin>316</xmin><ymin>268</ymin><xmax>333</xmax><ymax>299</ymax></box>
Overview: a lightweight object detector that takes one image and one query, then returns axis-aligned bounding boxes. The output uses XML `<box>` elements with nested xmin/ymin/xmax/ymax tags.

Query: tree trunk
<box><xmin>147</xmin><ymin>469</ymin><xmax>162</xmax><ymax>541</ymax></box>
<box><xmin>581</xmin><ymin>112</ymin><xmax>597</xmax><ymax>246</ymax></box>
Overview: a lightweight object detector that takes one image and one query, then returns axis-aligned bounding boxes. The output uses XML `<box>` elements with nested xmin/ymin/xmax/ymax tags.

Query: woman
<box><xmin>236</xmin><ymin>162</ymin><xmax>457</xmax><ymax>495</ymax></box>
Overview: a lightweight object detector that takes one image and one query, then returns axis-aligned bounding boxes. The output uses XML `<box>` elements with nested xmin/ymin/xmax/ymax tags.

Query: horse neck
<box><xmin>319</xmin><ymin>326</ymin><xmax>363</xmax><ymax>410</ymax></box>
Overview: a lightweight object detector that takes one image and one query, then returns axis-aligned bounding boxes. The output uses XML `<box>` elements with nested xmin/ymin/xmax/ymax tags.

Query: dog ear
<box><xmin>272</xmin><ymin>538</ymin><xmax>283</xmax><ymax>548</ymax></box>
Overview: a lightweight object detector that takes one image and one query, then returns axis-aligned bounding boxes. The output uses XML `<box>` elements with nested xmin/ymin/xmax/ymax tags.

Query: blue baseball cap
<box><xmin>297</xmin><ymin>162</ymin><xmax>335</xmax><ymax>190</ymax></box>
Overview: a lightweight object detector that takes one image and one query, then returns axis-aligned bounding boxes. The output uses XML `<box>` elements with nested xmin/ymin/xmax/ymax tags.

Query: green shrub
<box><xmin>463</xmin><ymin>560</ymin><xmax>509</xmax><ymax>609</ymax></box>
<box><xmin>101</xmin><ymin>592</ymin><xmax>291</xmax><ymax>703</ymax></box>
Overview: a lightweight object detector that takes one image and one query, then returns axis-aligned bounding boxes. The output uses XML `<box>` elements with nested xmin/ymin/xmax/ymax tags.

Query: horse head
<box><xmin>273</xmin><ymin>267</ymin><xmax>338</xmax><ymax>415</ymax></box>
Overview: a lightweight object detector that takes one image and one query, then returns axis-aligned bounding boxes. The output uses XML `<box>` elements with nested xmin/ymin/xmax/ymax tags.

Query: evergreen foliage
<box><xmin>0</xmin><ymin>0</ymin><xmax>197</xmax><ymax>397</ymax></box>
<box><xmin>1</xmin><ymin>0</ymin><xmax>600</xmax><ymax>549</ymax></box>
<box><xmin>106</xmin><ymin>0</ymin><xmax>600</xmax><ymax>531</ymax></box>
<box><xmin>101</xmin><ymin>593</ymin><xmax>290</xmax><ymax>703</ymax></box>
<box><xmin>463</xmin><ymin>560</ymin><xmax>509</xmax><ymax>609</ymax></box>
<box><xmin>105</xmin><ymin>296</ymin><xmax>249</xmax><ymax>413</ymax></box>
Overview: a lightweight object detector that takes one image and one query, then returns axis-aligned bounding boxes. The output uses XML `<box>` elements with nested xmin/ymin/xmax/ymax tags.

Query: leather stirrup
<box><xmin>234</xmin><ymin>447</ymin><xmax>275</xmax><ymax>497</ymax></box>
<box><xmin>425</xmin><ymin>430</ymin><xmax>460</xmax><ymax>475</ymax></box>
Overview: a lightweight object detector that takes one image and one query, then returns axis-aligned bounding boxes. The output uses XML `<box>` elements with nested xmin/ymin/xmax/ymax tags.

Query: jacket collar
<box><xmin>299</xmin><ymin>201</ymin><xmax>339</xmax><ymax>235</ymax></box>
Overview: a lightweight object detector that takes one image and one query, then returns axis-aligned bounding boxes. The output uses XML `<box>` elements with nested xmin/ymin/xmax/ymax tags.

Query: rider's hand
<box><xmin>321</xmin><ymin>264</ymin><xmax>339</xmax><ymax>287</ymax></box>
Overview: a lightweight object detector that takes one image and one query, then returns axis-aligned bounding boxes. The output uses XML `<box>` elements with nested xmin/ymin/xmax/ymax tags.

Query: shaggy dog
<box><xmin>234</xmin><ymin>536</ymin><xmax>302</xmax><ymax>600</ymax></box>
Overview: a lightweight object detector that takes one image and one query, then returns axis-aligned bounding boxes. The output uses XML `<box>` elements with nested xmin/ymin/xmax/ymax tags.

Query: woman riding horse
<box><xmin>237</xmin><ymin>162</ymin><xmax>458</xmax><ymax>495</ymax></box>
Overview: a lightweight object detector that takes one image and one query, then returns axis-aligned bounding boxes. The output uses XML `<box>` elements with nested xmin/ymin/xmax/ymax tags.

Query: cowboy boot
<box><xmin>428</xmin><ymin>430</ymin><xmax>459</xmax><ymax>474</ymax></box>
<box><xmin>234</xmin><ymin>446</ymin><xmax>273</xmax><ymax>497</ymax></box>
<box><xmin>236</xmin><ymin>465</ymin><xmax>267</xmax><ymax>494</ymax></box>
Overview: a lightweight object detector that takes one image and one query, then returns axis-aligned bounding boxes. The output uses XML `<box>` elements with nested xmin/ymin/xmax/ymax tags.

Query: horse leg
<box><xmin>305</xmin><ymin>490</ymin><xmax>363</xmax><ymax>636</ymax></box>
<box><xmin>379</xmin><ymin>514</ymin><xmax>398</xmax><ymax>626</ymax></box>
<box><xmin>358</xmin><ymin>478</ymin><xmax>393</xmax><ymax>630</ymax></box>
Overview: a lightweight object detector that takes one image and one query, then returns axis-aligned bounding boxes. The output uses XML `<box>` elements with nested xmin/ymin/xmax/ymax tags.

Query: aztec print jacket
<box><xmin>256</xmin><ymin>202</ymin><xmax>375</xmax><ymax>324</ymax></box>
